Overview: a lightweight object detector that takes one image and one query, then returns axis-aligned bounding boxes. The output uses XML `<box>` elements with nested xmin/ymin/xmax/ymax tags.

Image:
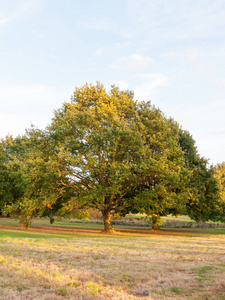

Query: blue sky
<box><xmin>0</xmin><ymin>0</ymin><xmax>225</xmax><ymax>165</ymax></box>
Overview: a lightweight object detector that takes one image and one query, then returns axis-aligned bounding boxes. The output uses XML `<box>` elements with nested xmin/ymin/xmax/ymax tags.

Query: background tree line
<box><xmin>0</xmin><ymin>83</ymin><xmax>224</xmax><ymax>232</ymax></box>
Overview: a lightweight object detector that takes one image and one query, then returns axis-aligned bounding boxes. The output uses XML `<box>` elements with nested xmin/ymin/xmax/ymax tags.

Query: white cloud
<box><xmin>161</xmin><ymin>47</ymin><xmax>206</xmax><ymax>61</ymax></box>
<box><xmin>134</xmin><ymin>73</ymin><xmax>168</xmax><ymax>100</ymax></box>
<box><xmin>0</xmin><ymin>112</ymin><xmax>31</xmax><ymax>138</ymax></box>
<box><xmin>115</xmin><ymin>80</ymin><xmax>128</xmax><ymax>90</ymax></box>
<box><xmin>0</xmin><ymin>0</ymin><xmax>44</xmax><ymax>26</ymax></box>
<box><xmin>210</xmin><ymin>10</ymin><xmax>225</xmax><ymax>22</ymax></box>
<box><xmin>209</xmin><ymin>77</ymin><xmax>225</xmax><ymax>90</ymax></box>
<box><xmin>82</xmin><ymin>19</ymin><xmax>114</xmax><ymax>32</ymax></box>
<box><xmin>186</xmin><ymin>48</ymin><xmax>205</xmax><ymax>60</ymax></box>
<box><xmin>161</xmin><ymin>50</ymin><xmax>178</xmax><ymax>59</ymax></box>
<box><xmin>93</xmin><ymin>42</ymin><xmax>130</xmax><ymax>56</ymax></box>
<box><xmin>111</xmin><ymin>54</ymin><xmax>152</xmax><ymax>71</ymax></box>
<box><xmin>213</xmin><ymin>129</ymin><xmax>225</xmax><ymax>136</ymax></box>
<box><xmin>195</xmin><ymin>63</ymin><xmax>217</xmax><ymax>73</ymax></box>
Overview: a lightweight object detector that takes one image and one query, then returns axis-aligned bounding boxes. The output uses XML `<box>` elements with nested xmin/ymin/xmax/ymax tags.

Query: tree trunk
<box><xmin>152</xmin><ymin>222</ymin><xmax>159</xmax><ymax>230</ymax></box>
<box><xmin>102</xmin><ymin>209</ymin><xmax>114</xmax><ymax>233</ymax></box>
<box><xmin>151</xmin><ymin>214</ymin><xmax>160</xmax><ymax>230</ymax></box>
<box><xmin>49</xmin><ymin>216</ymin><xmax>55</xmax><ymax>224</ymax></box>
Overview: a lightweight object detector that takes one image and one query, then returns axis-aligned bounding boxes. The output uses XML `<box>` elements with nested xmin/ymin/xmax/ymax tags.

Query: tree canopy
<box><xmin>0</xmin><ymin>82</ymin><xmax>222</xmax><ymax>232</ymax></box>
<box><xmin>0</xmin><ymin>135</ymin><xmax>27</xmax><ymax>216</ymax></box>
<box><xmin>178</xmin><ymin>129</ymin><xmax>219</xmax><ymax>222</ymax></box>
<box><xmin>47</xmin><ymin>83</ymin><xmax>189</xmax><ymax>231</ymax></box>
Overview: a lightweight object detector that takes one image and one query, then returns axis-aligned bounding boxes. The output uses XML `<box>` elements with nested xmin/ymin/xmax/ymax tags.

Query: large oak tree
<box><xmin>47</xmin><ymin>83</ymin><xmax>188</xmax><ymax>232</ymax></box>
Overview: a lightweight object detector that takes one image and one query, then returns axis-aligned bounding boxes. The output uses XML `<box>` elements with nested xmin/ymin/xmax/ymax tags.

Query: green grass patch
<box><xmin>58</xmin><ymin>287</ymin><xmax>68</xmax><ymax>296</ymax></box>
<box><xmin>170</xmin><ymin>286</ymin><xmax>182</xmax><ymax>295</ymax></box>
<box><xmin>0</xmin><ymin>230</ymin><xmax>70</xmax><ymax>239</ymax></box>
<box><xmin>164</xmin><ymin>227</ymin><xmax>225</xmax><ymax>235</ymax></box>
<box><xmin>0</xmin><ymin>228</ymin><xmax>144</xmax><ymax>240</ymax></box>
<box><xmin>162</xmin><ymin>215</ymin><xmax>194</xmax><ymax>222</ymax></box>
<box><xmin>0</xmin><ymin>229</ymin><xmax>103</xmax><ymax>240</ymax></box>
<box><xmin>1</xmin><ymin>216</ymin><xmax>225</xmax><ymax>237</ymax></box>
<box><xmin>191</xmin><ymin>266</ymin><xmax>214</xmax><ymax>282</ymax></box>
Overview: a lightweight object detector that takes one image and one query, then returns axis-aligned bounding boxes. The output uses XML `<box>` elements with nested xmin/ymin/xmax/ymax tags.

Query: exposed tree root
<box><xmin>101</xmin><ymin>229</ymin><xmax>116</xmax><ymax>234</ymax></box>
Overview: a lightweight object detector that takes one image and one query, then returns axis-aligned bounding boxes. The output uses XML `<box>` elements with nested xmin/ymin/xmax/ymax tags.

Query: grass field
<box><xmin>0</xmin><ymin>219</ymin><xmax>225</xmax><ymax>299</ymax></box>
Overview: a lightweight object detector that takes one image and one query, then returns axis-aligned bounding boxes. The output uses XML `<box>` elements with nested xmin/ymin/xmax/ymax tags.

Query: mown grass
<box><xmin>0</xmin><ymin>220</ymin><xmax>224</xmax><ymax>299</ymax></box>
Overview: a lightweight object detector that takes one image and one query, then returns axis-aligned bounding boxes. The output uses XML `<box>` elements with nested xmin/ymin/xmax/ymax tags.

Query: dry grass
<box><xmin>0</xmin><ymin>224</ymin><xmax>224</xmax><ymax>299</ymax></box>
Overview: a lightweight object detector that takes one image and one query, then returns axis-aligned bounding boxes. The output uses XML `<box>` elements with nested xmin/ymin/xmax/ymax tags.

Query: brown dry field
<box><xmin>0</xmin><ymin>222</ymin><xmax>224</xmax><ymax>300</ymax></box>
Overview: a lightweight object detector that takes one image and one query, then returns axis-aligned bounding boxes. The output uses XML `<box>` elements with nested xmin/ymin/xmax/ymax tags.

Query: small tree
<box><xmin>1</xmin><ymin>129</ymin><xmax>70</xmax><ymax>227</ymax></box>
<box><xmin>0</xmin><ymin>135</ymin><xmax>28</xmax><ymax>218</ymax></box>
<box><xmin>214</xmin><ymin>162</ymin><xmax>225</xmax><ymax>222</ymax></box>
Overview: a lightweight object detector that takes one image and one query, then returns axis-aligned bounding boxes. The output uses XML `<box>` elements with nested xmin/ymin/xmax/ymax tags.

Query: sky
<box><xmin>0</xmin><ymin>0</ymin><xmax>225</xmax><ymax>165</ymax></box>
